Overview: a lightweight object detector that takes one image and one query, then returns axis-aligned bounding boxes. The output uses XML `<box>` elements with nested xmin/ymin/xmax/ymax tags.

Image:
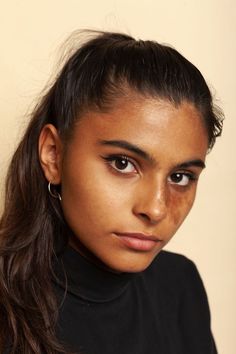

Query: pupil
<box><xmin>172</xmin><ymin>173</ymin><xmax>182</xmax><ymax>182</ymax></box>
<box><xmin>115</xmin><ymin>158</ymin><xmax>128</xmax><ymax>170</ymax></box>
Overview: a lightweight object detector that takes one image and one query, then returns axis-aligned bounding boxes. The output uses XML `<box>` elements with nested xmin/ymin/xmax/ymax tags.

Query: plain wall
<box><xmin>0</xmin><ymin>1</ymin><xmax>235</xmax><ymax>353</ymax></box>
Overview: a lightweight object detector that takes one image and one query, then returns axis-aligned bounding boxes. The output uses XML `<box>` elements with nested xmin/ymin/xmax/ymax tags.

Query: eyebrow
<box><xmin>175</xmin><ymin>160</ymin><xmax>206</xmax><ymax>169</ymax></box>
<box><xmin>99</xmin><ymin>139</ymin><xmax>154</xmax><ymax>163</ymax></box>
<box><xmin>99</xmin><ymin>139</ymin><xmax>206</xmax><ymax>169</ymax></box>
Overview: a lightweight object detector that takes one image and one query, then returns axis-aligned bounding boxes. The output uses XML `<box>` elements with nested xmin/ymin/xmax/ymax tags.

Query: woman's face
<box><xmin>58</xmin><ymin>95</ymin><xmax>208</xmax><ymax>272</ymax></box>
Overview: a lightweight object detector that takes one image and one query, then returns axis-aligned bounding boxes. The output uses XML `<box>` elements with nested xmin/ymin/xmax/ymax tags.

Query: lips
<box><xmin>114</xmin><ymin>232</ymin><xmax>162</xmax><ymax>252</ymax></box>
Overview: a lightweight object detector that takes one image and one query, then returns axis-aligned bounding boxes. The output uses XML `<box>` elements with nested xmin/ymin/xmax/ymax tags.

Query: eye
<box><xmin>103</xmin><ymin>155</ymin><xmax>137</xmax><ymax>174</ymax></box>
<box><xmin>168</xmin><ymin>172</ymin><xmax>196</xmax><ymax>186</ymax></box>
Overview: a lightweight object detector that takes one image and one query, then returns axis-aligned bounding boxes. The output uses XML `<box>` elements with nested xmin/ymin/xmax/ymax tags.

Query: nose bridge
<box><xmin>134</xmin><ymin>176</ymin><xmax>168</xmax><ymax>223</ymax></box>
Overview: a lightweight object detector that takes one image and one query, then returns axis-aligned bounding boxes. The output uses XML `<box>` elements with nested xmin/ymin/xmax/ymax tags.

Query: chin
<box><xmin>105</xmin><ymin>253</ymin><xmax>158</xmax><ymax>274</ymax></box>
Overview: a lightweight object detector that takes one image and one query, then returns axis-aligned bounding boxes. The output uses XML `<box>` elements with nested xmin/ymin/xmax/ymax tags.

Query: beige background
<box><xmin>0</xmin><ymin>0</ymin><xmax>235</xmax><ymax>353</ymax></box>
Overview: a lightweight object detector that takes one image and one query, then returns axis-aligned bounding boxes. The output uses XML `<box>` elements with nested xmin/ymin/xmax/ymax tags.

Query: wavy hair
<box><xmin>0</xmin><ymin>30</ymin><xmax>223</xmax><ymax>353</ymax></box>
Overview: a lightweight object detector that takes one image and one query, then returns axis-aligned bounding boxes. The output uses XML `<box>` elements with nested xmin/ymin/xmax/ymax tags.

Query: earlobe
<box><xmin>38</xmin><ymin>124</ymin><xmax>63</xmax><ymax>184</ymax></box>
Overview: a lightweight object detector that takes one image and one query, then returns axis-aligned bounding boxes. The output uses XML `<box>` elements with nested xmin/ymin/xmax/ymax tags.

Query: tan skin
<box><xmin>39</xmin><ymin>94</ymin><xmax>208</xmax><ymax>273</ymax></box>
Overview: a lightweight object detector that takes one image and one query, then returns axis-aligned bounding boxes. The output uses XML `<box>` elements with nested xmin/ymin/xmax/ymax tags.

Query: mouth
<box><xmin>114</xmin><ymin>232</ymin><xmax>163</xmax><ymax>252</ymax></box>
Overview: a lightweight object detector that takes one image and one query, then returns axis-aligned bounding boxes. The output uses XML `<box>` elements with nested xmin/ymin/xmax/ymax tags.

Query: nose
<box><xmin>132</xmin><ymin>179</ymin><xmax>168</xmax><ymax>225</ymax></box>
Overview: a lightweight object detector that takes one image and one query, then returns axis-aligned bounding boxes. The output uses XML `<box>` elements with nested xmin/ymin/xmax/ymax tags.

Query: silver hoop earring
<box><xmin>48</xmin><ymin>182</ymin><xmax>62</xmax><ymax>201</ymax></box>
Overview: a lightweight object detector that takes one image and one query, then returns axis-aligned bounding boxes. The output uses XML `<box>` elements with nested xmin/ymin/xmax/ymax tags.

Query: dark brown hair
<box><xmin>0</xmin><ymin>30</ymin><xmax>223</xmax><ymax>353</ymax></box>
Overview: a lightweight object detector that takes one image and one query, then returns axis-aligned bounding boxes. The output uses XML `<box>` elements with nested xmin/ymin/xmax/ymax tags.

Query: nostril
<box><xmin>136</xmin><ymin>200</ymin><xmax>168</xmax><ymax>224</ymax></box>
<box><xmin>140</xmin><ymin>213</ymin><xmax>149</xmax><ymax>221</ymax></box>
<box><xmin>133</xmin><ymin>184</ymin><xmax>168</xmax><ymax>224</ymax></box>
<box><xmin>139</xmin><ymin>212</ymin><xmax>158</xmax><ymax>224</ymax></box>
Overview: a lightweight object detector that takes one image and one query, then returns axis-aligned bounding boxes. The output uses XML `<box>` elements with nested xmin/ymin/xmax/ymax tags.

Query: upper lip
<box><xmin>115</xmin><ymin>232</ymin><xmax>162</xmax><ymax>242</ymax></box>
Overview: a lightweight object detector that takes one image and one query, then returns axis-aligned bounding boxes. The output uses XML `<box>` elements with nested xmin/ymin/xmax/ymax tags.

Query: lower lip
<box><xmin>116</xmin><ymin>235</ymin><xmax>159</xmax><ymax>251</ymax></box>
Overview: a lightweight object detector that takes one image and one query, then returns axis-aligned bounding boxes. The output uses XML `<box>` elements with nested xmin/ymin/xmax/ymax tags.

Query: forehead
<box><xmin>72</xmin><ymin>96</ymin><xmax>208</xmax><ymax>161</ymax></box>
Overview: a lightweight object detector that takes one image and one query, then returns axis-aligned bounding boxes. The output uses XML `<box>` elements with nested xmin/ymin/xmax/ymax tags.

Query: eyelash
<box><xmin>102</xmin><ymin>154</ymin><xmax>138</xmax><ymax>175</ymax></box>
<box><xmin>168</xmin><ymin>172</ymin><xmax>197</xmax><ymax>187</ymax></box>
<box><xmin>102</xmin><ymin>154</ymin><xmax>198</xmax><ymax>186</ymax></box>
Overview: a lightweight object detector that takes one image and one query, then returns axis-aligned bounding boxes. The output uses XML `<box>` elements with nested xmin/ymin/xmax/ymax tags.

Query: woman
<box><xmin>0</xmin><ymin>30</ymin><xmax>223</xmax><ymax>353</ymax></box>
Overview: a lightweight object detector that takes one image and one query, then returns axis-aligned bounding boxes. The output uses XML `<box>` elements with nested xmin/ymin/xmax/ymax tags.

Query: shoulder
<box><xmin>139</xmin><ymin>250</ymin><xmax>212</xmax><ymax>325</ymax></box>
<box><xmin>149</xmin><ymin>250</ymin><xmax>199</xmax><ymax>279</ymax></box>
<box><xmin>142</xmin><ymin>250</ymin><xmax>206</xmax><ymax>296</ymax></box>
<box><xmin>154</xmin><ymin>249</ymin><xmax>194</xmax><ymax>267</ymax></box>
<box><xmin>140</xmin><ymin>252</ymin><xmax>216</xmax><ymax>353</ymax></box>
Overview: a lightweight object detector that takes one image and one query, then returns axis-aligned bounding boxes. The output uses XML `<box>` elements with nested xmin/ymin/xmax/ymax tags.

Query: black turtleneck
<box><xmin>53</xmin><ymin>247</ymin><xmax>217</xmax><ymax>354</ymax></box>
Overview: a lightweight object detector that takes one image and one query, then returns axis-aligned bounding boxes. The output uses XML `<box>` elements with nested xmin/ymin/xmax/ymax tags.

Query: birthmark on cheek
<box><xmin>170</xmin><ymin>193</ymin><xmax>194</xmax><ymax>227</ymax></box>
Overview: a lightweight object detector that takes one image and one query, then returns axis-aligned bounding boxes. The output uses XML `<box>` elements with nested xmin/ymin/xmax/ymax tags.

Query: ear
<box><xmin>38</xmin><ymin>124</ymin><xmax>63</xmax><ymax>184</ymax></box>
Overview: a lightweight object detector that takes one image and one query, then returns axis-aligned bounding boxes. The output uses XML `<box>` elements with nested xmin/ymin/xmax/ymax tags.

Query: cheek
<box><xmin>169</xmin><ymin>189</ymin><xmax>196</xmax><ymax>228</ymax></box>
<box><xmin>60</xmin><ymin>162</ymin><xmax>128</xmax><ymax>230</ymax></box>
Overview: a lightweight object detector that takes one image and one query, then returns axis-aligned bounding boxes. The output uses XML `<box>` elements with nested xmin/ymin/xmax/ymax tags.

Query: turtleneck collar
<box><xmin>53</xmin><ymin>246</ymin><xmax>137</xmax><ymax>303</ymax></box>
